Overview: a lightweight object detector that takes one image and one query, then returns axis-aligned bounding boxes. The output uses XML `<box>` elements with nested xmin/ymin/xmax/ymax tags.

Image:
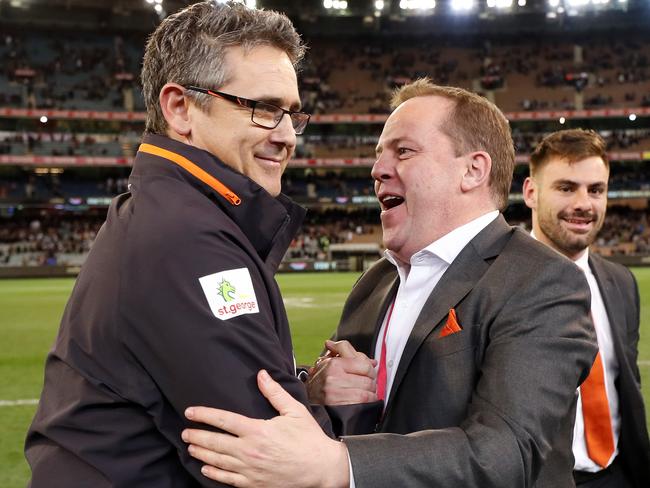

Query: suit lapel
<box><xmin>336</xmin><ymin>260</ymin><xmax>399</xmax><ymax>357</ymax></box>
<box><xmin>362</xmin><ymin>273</ymin><xmax>399</xmax><ymax>357</ymax></box>
<box><xmin>385</xmin><ymin>216</ymin><xmax>511</xmax><ymax>410</ymax></box>
<box><xmin>589</xmin><ymin>255</ymin><xmax>626</xmax><ymax>364</ymax></box>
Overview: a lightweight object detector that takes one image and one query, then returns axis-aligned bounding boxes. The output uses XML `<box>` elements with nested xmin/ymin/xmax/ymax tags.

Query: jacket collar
<box><xmin>132</xmin><ymin>134</ymin><xmax>305</xmax><ymax>270</ymax></box>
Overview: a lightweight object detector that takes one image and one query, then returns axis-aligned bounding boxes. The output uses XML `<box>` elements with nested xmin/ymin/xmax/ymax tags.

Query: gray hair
<box><xmin>141</xmin><ymin>1</ymin><xmax>306</xmax><ymax>134</ymax></box>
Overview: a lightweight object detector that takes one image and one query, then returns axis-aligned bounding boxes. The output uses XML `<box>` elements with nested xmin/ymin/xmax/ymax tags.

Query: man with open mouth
<box><xmin>182</xmin><ymin>80</ymin><xmax>599</xmax><ymax>488</ymax></box>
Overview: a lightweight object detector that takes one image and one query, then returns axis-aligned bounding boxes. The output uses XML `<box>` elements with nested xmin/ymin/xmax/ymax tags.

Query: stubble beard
<box><xmin>538</xmin><ymin>209</ymin><xmax>603</xmax><ymax>257</ymax></box>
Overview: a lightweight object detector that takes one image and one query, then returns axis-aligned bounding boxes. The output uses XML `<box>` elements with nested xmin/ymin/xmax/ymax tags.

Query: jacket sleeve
<box><xmin>343</xmin><ymin>257</ymin><xmax>598</xmax><ymax>488</ymax></box>
<box><xmin>117</xmin><ymin>223</ymin><xmax>331</xmax><ymax>485</ymax></box>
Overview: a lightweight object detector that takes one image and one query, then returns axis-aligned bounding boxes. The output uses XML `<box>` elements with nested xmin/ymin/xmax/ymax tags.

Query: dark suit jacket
<box><xmin>335</xmin><ymin>215</ymin><xmax>598</xmax><ymax>488</ymax></box>
<box><xmin>589</xmin><ymin>253</ymin><xmax>650</xmax><ymax>488</ymax></box>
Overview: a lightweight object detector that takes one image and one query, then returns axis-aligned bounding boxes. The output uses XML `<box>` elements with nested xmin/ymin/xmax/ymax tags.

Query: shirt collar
<box><xmin>573</xmin><ymin>248</ymin><xmax>590</xmax><ymax>273</ymax></box>
<box><xmin>384</xmin><ymin>210</ymin><xmax>500</xmax><ymax>270</ymax></box>
<box><xmin>530</xmin><ymin>229</ymin><xmax>589</xmax><ymax>271</ymax></box>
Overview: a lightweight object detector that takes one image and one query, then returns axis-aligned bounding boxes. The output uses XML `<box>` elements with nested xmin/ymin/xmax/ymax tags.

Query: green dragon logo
<box><xmin>217</xmin><ymin>278</ymin><xmax>237</xmax><ymax>302</ymax></box>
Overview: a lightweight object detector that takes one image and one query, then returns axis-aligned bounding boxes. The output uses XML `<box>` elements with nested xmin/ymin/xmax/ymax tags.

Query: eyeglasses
<box><xmin>185</xmin><ymin>85</ymin><xmax>311</xmax><ymax>135</ymax></box>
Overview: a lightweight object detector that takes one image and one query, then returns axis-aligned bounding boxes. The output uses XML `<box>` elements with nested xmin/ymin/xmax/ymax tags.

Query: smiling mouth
<box><xmin>379</xmin><ymin>194</ymin><xmax>405</xmax><ymax>210</ymax></box>
<box><xmin>255</xmin><ymin>155</ymin><xmax>282</xmax><ymax>164</ymax></box>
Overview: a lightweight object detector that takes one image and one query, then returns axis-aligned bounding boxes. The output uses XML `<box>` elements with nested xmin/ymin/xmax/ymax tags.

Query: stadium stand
<box><xmin>1</xmin><ymin>0</ymin><xmax>649</xmax><ymax>273</ymax></box>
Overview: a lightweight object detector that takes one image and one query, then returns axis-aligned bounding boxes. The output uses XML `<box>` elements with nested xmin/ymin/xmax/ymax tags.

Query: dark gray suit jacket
<box><xmin>589</xmin><ymin>253</ymin><xmax>650</xmax><ymax>488</ymax></box>
<box><xmin>335</xmin><ymin>216</ymin><xmax>598</xmax><ymax>488</ymax></box>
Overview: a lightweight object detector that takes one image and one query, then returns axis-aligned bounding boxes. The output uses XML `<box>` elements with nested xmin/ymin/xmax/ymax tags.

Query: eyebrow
<box><xmin>255</xmin><ymin>95</ymin><xmax>302</xmax><ymax>112</ymax></box>
<box><xmin>376</xmin><ymin>136</ymin><xmax>417</xmax><ymax>155</ymax></box>
<box><xmin>553</xmin><ymin>179</ymin><xmax>607</xmax><ymax>188</ymax></box>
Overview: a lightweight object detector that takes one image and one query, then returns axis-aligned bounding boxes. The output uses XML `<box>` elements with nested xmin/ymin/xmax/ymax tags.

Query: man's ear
<box><xmin>159</xmin><ymin>83</ymin><xmax>192</xmax><ymax>138</ymax></box>
<box><xmin>460</xmin><ymin>151</ymin><xmax>491</xmax><ymax>193</ymax></box>
<box><xmin>522</xmin><ymin>176</ymin><xmax>537</xmax><ymax>210</ymax></box>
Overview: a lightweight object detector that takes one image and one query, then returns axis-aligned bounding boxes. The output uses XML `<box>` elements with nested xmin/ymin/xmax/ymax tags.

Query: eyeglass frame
<box><xmin>184</xmin><ymin>85</ymin><xmax>311</xmax><ymax>135</ymax></box>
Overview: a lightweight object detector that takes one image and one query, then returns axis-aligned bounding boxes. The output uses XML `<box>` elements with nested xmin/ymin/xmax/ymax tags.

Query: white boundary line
<box><xmin>0</xmin><ymin>399</ymin><xmax>39</xmax><ymax>407</ymax></box>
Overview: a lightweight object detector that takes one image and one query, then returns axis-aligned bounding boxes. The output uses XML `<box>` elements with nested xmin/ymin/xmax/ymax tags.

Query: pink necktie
<box><xmin>376</xmin><ymin>300</ymin><xmax>396</xmax><ymax>401</ymax></box>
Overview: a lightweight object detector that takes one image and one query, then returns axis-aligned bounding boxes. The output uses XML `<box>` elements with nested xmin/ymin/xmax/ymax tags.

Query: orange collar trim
<box><xmin>138</xmin><ymin>143</ymin><xmax>241</xmax><ymax>205</ymax></box>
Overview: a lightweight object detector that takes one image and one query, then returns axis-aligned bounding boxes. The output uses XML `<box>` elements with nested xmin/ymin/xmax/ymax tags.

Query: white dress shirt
<box><xmin>572</xmin><ymin>251</ymin><xmax>620</xmax><ymax>472</ymax></box>
<box><xmin>374</xmin><ymin>210</ymin><xmax>500</xmax><ymax>403</ymax></box>
<box><xmin>529</xmin><ymin>233</ymin><xmax>620</xmax><ymax>472</ymax></box>
<box><xmin>347</xmin><ymin>210</ymin><xmax>499</xmax><ymax>487</ymax></box>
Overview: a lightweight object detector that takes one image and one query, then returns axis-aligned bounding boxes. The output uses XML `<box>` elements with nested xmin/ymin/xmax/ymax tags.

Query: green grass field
<box><xmin>1</xmin><ymin>270</ymin><xmax>649</xmax><ymax>487</ymax></box>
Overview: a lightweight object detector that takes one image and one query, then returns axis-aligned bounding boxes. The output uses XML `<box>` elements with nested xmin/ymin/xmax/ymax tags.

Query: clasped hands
<box><xmin>181</xmin><ymin>340</ymin><xmax>377</xmax><ymax>487</ymax></box>
<box><xmin>307</xmin><ymin>339</ymin><xmax>378</xmax><ymax>405</ymax></box>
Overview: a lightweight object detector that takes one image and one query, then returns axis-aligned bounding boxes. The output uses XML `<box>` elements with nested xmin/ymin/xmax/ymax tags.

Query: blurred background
<box><xmin>0</xmin><ymin>0</ymin><xmax>649</xmax><ymax>272</ymax></box>
<box><xmin>0</xmin><ymin>0</ymin><xmax>649</xmax><ymax>485</ymax></box>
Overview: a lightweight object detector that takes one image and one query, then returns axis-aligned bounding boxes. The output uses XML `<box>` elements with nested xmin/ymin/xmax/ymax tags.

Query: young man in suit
<box><xmin>180</xmin><ymin>80</ymin><xmax>599</xmax><ymax>488</ymax></box>
<box><xmin>523</xmin><ymin>129</ymin><xmax>650</xmax><ymax>488</ymax></box>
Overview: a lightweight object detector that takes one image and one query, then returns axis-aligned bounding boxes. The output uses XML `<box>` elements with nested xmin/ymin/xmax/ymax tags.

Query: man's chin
<box><xmin>556</xmin><ymin>233</ymin><xmax>596</xmax><ymax>255</ymax></box>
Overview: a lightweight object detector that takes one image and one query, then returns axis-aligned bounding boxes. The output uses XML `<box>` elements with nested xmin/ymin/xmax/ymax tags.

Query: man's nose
<box><xmin>371</xmin><ymin>153</ymin><xmax>392</xmax><ymax>181</ymax></box>
<box><xmin>572</xmin><ymin>187</ymin><xmax>591</xmax><ymax>211</ymax></box>
<box><xmin>269</xmin><ymin>114</ymin><xmax>297</xmax><ymax>149</ymax></box>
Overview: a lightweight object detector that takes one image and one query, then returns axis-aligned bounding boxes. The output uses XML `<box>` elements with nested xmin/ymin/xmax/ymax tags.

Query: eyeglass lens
<box><xmin>252</xmin><ymin>102</ymin><xmax>309</xmax><ymax>134</ymax></box>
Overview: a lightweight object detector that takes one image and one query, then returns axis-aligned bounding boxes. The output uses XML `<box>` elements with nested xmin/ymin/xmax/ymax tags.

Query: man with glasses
<box><xmin>180</xmin><ymin>80</ymin><xmax>598</xmax><ymax>488</ymax></box>
<box><xmin>25</xmin><ymin>2</ymin><xmax>348</xmax><ymax>486</ymax></box>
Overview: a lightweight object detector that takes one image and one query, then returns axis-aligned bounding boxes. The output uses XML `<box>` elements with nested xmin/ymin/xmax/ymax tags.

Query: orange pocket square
<box><xmin>439</xmin><ymin>308</ymin><xmax>462</xmax><ymax>338</ymax></box>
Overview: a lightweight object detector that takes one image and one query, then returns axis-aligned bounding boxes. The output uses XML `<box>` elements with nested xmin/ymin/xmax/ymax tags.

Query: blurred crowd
<box><xmin>2</xmin><ymin>31</ymin><xmax>650</xmax><ymax>114</ymax></box>
<box><xmin>1</xmin><ymin>206</ymin><xmax>648</xmax><ymax>267</ymax></box>
<box><xmin>0</xmin><ymin>216</ymin><xmax>102</xmax><ymax>266</ymax></box>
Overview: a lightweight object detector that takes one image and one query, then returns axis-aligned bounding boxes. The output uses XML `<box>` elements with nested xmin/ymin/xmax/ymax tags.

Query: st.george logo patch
<box><xmin>199</xmin><ymin>267</ymin><xmax>259</xmax><ymax>320</ymax></box>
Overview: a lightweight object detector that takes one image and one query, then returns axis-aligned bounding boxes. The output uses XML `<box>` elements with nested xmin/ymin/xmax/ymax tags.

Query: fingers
<box><xmin>185</xmin><ymin>406</ymin><xmax>254</xmax><ymax>437</ymax></box>
<box><xmin>182</xmin><ymin>427</ymin><xmax>238</xmax><ymax>455</ymax></box>
<box><xmin>325</xmin><ymin>339</ymin><xmax>358</xmax><ymax>358</ymax></box>
<box><xmin>257</xmin><ymin>369</ymin><xmax>309</xmax><ymax>418</ymax></box>
<box><xmin>322</xmin><ymin>388</ymin><xmax>378</xmax><ymax>405</ymax></box>
<box><xmin>199</xmin><ymin>464</ymin><xmax>248</xmax><ymax>487</ymax></box>
<box><xmin>308</xmin><ymin>358</ymin><xmax>378</xmax><ymax>405</ymax></box>
<box><xmin>318</xmin><ymin>368</ymin><xmax>376</xmax><ymax>391</ymax></box>
<box><xmin>329</xmin><ymin>356</ymin><xmax>377</xmax><ymax>378</ymax></box>
<box><xmin>187</xmin><ymin>443</ymin><xmax>244</xmax><ymax>473</ymax></box>
<box><xmin>324</xmin><ymin>340</ymin><xmax>378</xmax><ymax>373</ymax></box>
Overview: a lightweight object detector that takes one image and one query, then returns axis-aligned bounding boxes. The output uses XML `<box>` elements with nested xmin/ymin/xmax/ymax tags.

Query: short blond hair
<box><xmin>391</xmin><ymin>79</ymin><xmax>515</xmax><ymax>210</ymax></box>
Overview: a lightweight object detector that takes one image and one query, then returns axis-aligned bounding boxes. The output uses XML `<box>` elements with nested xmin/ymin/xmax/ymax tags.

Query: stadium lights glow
<box><xmin>154</xmin><ymin>3</ymin><xmax>163</xmax><ymax>12</ymax></box>
<box><xmin>399</xmin><ymin>0</ymin><xmax>436</xmax><ymax>8</ymax></box>
<box><xmin>489</xmin><ymin>0</ymin><xmax>513</xmax><ymax>8</ymax></box>
<box><xmin>629</xmin><ymin>113</ymin><xmax>637</xmax><ymax>121</ymax></box>
<box><xmin>518</xmin><ymin>0</ymin><xmax>527</xmax><ymax>5</ymax></box>
<box><xmin>39</xmin><ymin>116</ymin><xmax>48</xmax><ymax>124</ymax></box>
<box><xmin>548</xmin><ymin>0</ymin><xmax>560</xmax><ymax>7</ymax></box>
<box><xmin>559</xmin><ymin>117</ymin><xmax>566</xmax><ymax>124</ymax></box>
<box><xmin>145</xmin><ymin>0</ymin><xmax>154</xmax><ymax>4</ymax></box>
<box><xmin>375</xmin><ymin>0</ymin><xmax>385</xmax><ymax>10</ymax></box>
<box><xmin>324</xmin><ymin>0</ymin><xmax>348</xmax><ymax>9</ymax></box>
<box><xmin>451</xmin><ymin>0</ymin><xmax>475</xmax><ymax>11</ymax></box>
<box><xmin>566</xmin><ymin>0</ymin><xmax>589</xmax><ymax>7</ymax></box>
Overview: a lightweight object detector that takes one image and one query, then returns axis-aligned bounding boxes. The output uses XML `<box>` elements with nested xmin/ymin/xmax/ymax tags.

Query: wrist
<box><xmin>321</xmin><ymin>438</ymin><xmax>350</xmax><ymax>488</ymax></box>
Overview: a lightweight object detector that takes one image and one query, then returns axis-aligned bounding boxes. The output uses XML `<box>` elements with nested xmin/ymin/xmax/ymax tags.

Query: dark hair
<box><xmin>530</xmin><ymin>129</ymin><xmax>608</xmax><ymax>176</ymax></box>
<box><xmin>141</xmin><ymin>1</ymin><xmax>305</xmax><ymax>134</ymax></box>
